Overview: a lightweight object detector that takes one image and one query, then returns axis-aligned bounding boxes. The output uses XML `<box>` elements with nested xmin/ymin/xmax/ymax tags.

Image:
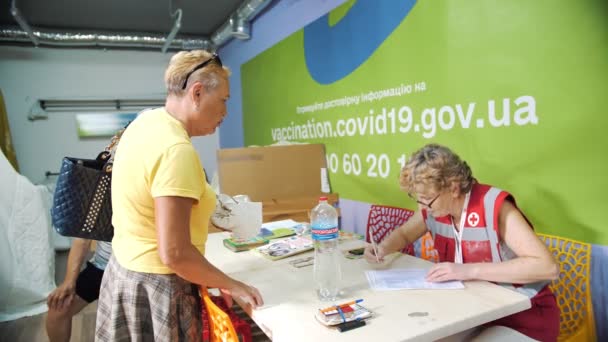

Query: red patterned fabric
<box><xmin>366</xmin><ymin>205</ymin><xmax>416</xmax><ymax>255</ymax></box>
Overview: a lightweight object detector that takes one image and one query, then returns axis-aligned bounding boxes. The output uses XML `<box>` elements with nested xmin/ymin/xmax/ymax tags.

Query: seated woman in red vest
<box><xmin>364</xmin><ymin>143</ymin><xmax>559</xmax><ymax>342</ymax></box>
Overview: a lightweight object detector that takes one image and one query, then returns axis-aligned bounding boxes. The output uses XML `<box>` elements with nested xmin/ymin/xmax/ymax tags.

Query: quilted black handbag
<box><xmin>51</xmin><ymin>129</ymin><xmax>125</xmax><ymax>242</ymax></box>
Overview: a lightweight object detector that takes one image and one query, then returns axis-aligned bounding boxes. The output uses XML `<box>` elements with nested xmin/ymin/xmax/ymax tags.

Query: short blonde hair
<box><xmin>164</xmin><ymin>50</ymin><xmax>231</xmax><ymax>95</ymax></box>
<box><xmin>399</xmin><ymin>144</ymin><xmax>474</xmax><ymax>195</ymax></box>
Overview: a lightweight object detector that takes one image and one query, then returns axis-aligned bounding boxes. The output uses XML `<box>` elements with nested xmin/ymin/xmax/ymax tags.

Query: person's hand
<box><xmin>425</xmin><ymin>262</ymin><xmax>473</xmax><ymax>282</ymax></box>
<box><xmin>47</xmin><ymin>280</ymin><xmax>76</xmax><ymax>311</ymax></box>
<box><xmin>220</xmin><ymin>281</ymin><xmax>264</xmax><ymax>309</ymax></box>
<box><xmin>364</xmin><ymin>243</ymin><xmax>386</xmax><ymax>264</ymax></box>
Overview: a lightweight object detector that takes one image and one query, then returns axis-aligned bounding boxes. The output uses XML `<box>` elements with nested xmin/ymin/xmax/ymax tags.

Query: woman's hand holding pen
<box><xmin>364</xmin><ymin>243</ymin><xmax>386</xmax><ymax>263</ymax></box>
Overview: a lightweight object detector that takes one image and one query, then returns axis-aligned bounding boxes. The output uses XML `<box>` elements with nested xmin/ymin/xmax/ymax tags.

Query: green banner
<box><xmin>242</xmin><ymin>0</ymin><xmax>608</xmax><ymax>244</ymax></box>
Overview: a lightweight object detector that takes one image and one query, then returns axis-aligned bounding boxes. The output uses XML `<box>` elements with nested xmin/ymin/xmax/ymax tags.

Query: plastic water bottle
<box><xmin>311</xmin><ymin>196</ymin><xmax>341</xmax><ymax>301</ymax></box>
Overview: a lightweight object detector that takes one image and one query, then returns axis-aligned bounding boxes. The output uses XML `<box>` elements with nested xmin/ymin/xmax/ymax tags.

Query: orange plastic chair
<box><xmin>200</xmin><ymin>287</ymin><xmax>245</xmax><ymax>342</ymax></box>
<box><xmin>366</xmin><ymin>204</ymin><xmax>438</xmax><ymax>262</ymax></box>
<box><xmin>419</xmin><ymin>232</ymin><xmax>439</xmax><ymax>263</ymax></box>
<box><xmin>538</xmin><ymin>233</ymin><xmax>596</xmax><ymax>342</ymax></box>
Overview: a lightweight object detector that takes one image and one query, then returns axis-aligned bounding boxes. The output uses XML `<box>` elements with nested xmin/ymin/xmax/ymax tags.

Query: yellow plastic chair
<box><xmin>200</xmin><ymin>287</ymin><xmax>239</xmax><ymax>342</ymax></box>
<box><xmin>538</xmin><ymin>233</ymin><xmax>596</xmax><ymax>342</ymax></box>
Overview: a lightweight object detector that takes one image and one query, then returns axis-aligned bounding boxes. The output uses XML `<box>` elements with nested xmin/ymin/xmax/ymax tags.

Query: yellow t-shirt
<box><xmin>111</xmin><ymin>107</ymin><xmax>216</xmax><ymax>274</ymax></box>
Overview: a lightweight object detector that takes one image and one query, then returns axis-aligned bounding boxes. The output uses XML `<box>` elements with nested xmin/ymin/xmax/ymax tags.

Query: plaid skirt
<box><xmin>95</xmin><ymin>255</ymin><xmax>202</xmax><ymax>342</ymax></box>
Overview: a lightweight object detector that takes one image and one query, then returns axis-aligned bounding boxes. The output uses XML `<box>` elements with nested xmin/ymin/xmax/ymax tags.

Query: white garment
<box><xmin>0</xmin><ymin>151</ymin><xmax>55</xmax><ymax>322</ymax></box>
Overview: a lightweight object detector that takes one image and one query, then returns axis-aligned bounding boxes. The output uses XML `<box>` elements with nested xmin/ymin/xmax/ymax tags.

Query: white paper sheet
<box><xmin>261</xmin><ymin>219</ymin><xmax>299</xmax><ymax>230</ymax></box>
<box><xmin>231</xmin><ymin>201</ymin><xmax>263</xmax><ymax>240</ymax></box>
<box><xmin>365</xmin><ymin>268</ymin><xmax>464</xmax><ymax>291</ymax></box>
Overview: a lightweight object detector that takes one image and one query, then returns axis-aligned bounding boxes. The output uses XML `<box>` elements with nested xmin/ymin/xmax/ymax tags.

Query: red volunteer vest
<box><xmin>422</xmin><ymin>183</ymin><xmax>506</xmax><ymax>264</ymax></box>
<box><xmin>422</xmin><ymin>183</ymin><xmax>559</xmax><ymax>341</ymax></box>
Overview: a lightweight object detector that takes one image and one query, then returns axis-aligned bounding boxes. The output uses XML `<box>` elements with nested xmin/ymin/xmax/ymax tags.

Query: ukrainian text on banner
<box><xmin>241</xmin><ymin>0</ymin><xmax>608</xmax><ymax>244</ymax></box>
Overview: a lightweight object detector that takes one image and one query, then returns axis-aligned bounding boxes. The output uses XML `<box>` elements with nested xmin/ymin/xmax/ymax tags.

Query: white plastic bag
<box><xmin>230</xmin><ymin>201</ymin><xmax>262</xmax><ymax>240</ymax></box>
<box><xmin>210</xmin><ymin>194</ymin><xmax>252</xmax><ymax>231</ymax></box>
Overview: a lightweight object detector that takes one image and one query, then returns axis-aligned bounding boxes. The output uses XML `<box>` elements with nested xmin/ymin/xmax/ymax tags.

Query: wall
<box><xmin>241</xmin><ymin>0</ymin><xmax>608</xmax><ymax>244</ymax></box>
<box><xmin>0</xmin><ymin>46</ymin><xmax>220</xmax><ymax>184</ymax></box>
<box><xmin>217</xmin><ymin>0</ymin><xmax>371</xmax><ymax>233</ymax></box>
<box><xmin>218</xmin><ymin>0</ymin><xmax>349</xmax><ymax>149</ymax></box>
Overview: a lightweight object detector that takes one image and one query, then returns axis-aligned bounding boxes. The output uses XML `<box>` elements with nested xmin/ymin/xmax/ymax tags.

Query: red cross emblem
<box><xmin>467</xmin><ymin>212</ymin><xmax>480</xmax><ymax>227</ymax></box>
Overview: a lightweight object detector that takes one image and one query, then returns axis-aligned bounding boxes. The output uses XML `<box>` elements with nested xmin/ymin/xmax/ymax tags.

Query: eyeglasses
<box><xmin>181</xmin><ymin>53</ymin><xmax>223</xmax><ymax>90</ymax></box>
<box><xmin>409</xmin><ymin>192</ymin><xmax>441</xmax><ymax>209</ymax></box>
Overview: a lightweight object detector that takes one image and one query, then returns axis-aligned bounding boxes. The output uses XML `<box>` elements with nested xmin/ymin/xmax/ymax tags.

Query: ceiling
<box><xmin>0</xmin><ymin>0</ymin><xmax>273</xmax><ymax>51</ymax></box>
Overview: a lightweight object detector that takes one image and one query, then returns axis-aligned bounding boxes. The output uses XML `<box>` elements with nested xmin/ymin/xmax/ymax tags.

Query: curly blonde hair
<box><xmin>399</xmin><ymin>144</ymin><xmax>474</xmax><ymax>195</ymax></box>
<box><xmin>164</xmin><ymin>50</ymin><xmax>231</xmax><ymax>96</ymax></box>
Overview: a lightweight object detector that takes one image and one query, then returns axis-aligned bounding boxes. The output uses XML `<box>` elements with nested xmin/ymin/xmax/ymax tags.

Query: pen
<box><xmin>320</xmin><ymin>299</ymin><xmax>364</xmax><ymax>313</ymax></box>
<box><xmin>369</xmin><ymin>234</ymin><xmax>380</xmax><ymax>263</ymax></box>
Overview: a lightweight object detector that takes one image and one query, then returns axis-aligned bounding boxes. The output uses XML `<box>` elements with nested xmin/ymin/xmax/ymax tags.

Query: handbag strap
<box><xmin>102</xmin><ymin>122</ymin><xmax>131</xmax><ymax>164</ymax></box>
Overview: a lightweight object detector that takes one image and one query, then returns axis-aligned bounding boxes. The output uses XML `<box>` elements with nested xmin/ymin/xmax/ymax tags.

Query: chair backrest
<box><xmin>200</xmin><ymin>287</ymin><xmax>239</xmax><ymax>342</ymax></box>
<box><xmin>537</xmin><ymin>233</ymin><xmax>596</xmax><ymax>342</ymax></box>
<box><xmin>366</xmin><ymin>204</ymin><xmax>439</xmax><ymax>261</ymax></box>
<box><xmin>366</xmin><ymin>205</ymin><xmax>415</xmax><ymax>254</ymax></box>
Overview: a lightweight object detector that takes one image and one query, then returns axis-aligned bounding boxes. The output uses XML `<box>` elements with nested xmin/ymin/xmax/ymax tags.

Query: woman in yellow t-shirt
<box><xmin>96</xmin><ymin>50</ymin><xmax>263</xmax><ymax>341</ymax></box>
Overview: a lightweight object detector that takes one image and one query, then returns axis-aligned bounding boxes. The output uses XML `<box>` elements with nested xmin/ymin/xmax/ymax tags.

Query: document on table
<box><xmin>365</xmin><ymin>268</ymin><xmax>464</xmax><ymax>291</ymax></box>
<box><xmin>261</xmin><ymin>219</ymin><xmax>299</xmax><ymax>230</ymax></box>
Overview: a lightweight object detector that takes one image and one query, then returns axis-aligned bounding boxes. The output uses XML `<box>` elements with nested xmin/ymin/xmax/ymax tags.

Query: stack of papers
<box><xmin>365</xmin><ymin>268</ymin><xmax>464</xmax><ymax>291</ymax></box>
<box><xmin>258</xmin><ymin>227</ymin><xmax>296</xmax><ymax>239</ymax></box>
<box><xmin>258</xmin><ymin>219</ymin><xmax>300</xmax><ymax>239</ymax></box>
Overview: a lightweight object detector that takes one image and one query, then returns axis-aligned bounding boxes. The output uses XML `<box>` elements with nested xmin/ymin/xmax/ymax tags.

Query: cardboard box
<box><xmin>217</xmin><ymin>144</ymin><xmax>328</xmax><ymax>201</ymax></box>
<box><xmin>262</xmin><ymin>193</ymin><xmax>339</xmax><ymax>223</ymax></box>
<box><xmin>216</xmin><ymin>144</ymin><xmax>337</xmax><ymax>223</ymax></box>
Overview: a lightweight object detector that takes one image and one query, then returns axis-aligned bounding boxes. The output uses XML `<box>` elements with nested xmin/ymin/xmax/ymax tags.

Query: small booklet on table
<box><xmin>223</xmin><ymin>236</ymin><xmax>269</xmax><ymax>252</ymax></box>
<box><xmin>254</xmin><ymin>235</ymin><xmax>313</xmax><ymax>260</ymax></box>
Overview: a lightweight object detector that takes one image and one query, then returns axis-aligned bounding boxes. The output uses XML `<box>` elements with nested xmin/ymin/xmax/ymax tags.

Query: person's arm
<box><xmin>426</xmin><ymin>200</ymin><xmax>559</xmax><ymax>284</ymax></box>
<box><xmin>364</xmin><ymin>210</ymin><xmax>428</xmax><ymax>263</ymax></box>
<box><xmin>47</xmin><ymin>238</ymin><xmax>91</xmax><ymax>310</ymax></box>
<box><xmin>155</xmin><ymin>196</ymin><xmax>263</xmax><ymax>308</ymax></box>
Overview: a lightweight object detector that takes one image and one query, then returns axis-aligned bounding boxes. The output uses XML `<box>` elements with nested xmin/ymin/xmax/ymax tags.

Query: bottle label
<box><xmin>311</xmin><ymin>225</ymin><xmax>339</xmax><ymax>240</ymax></box>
